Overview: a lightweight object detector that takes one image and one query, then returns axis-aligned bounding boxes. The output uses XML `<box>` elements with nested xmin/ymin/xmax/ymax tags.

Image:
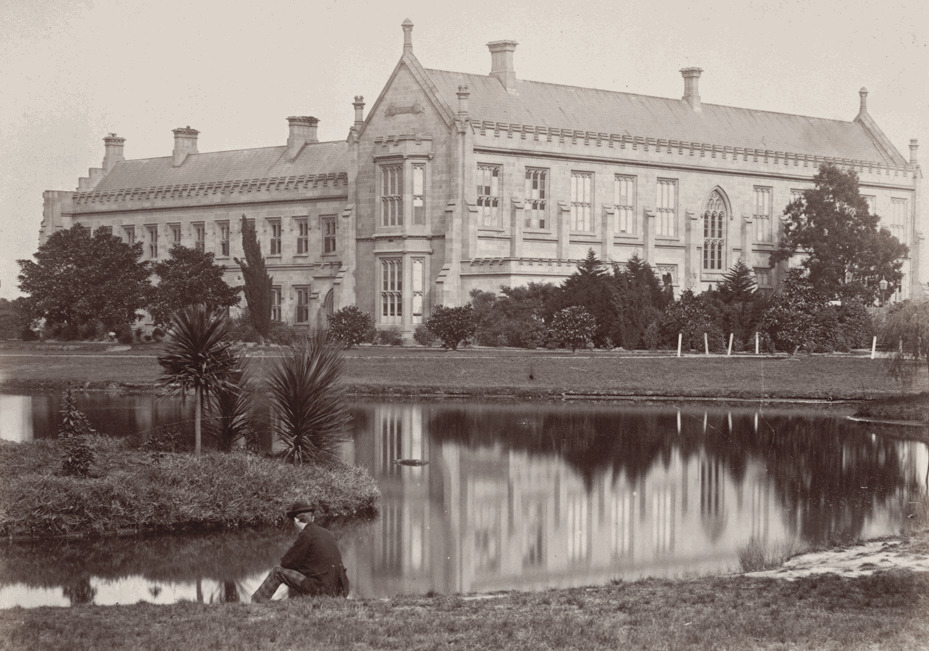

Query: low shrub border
<box><xmin>0</xmin><ymin>436</ymin><xmax>379</xmax><ymax>540</ymax></box>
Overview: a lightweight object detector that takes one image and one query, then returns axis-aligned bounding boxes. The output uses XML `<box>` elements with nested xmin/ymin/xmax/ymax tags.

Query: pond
<box><xmin>1</xmin><ymin>393</ymin><xmax>927</xmax><ymax>608</ymax></box>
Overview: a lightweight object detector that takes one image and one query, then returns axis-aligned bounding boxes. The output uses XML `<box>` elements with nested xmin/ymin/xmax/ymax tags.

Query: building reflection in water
<box><xmin>341</xmin><ymin>403</ymin><xmax>928</xmax><ymax>598</ymax></box>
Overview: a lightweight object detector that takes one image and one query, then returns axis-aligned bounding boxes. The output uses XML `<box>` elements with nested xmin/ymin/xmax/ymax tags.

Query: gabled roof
<box><xmin>425</xmin><ymin>69</ymin><xmax>907</xmax><ymax>166</ymax></box>
<box><xmin>90</xmin><ymin>140</ymin><xmax>349</xmax><ymax>192</ymax></box>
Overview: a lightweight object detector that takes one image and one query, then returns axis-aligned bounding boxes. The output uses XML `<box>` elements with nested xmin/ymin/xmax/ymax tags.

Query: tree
<box><xmin>551</xmin><ymin>305</ymin><xmax>596</xmax><ymax>352</ymax></box>
<box><xmin>268</xmin><ymin>336</ymin><xmax>351</xmax><ymax>465</ymax></box>
<box><xmin>327</xmin><ymin>306</ymin><xmax>373</xmax><ymax>348</ymax></box>
<box><xmin>17</xmin><ymin>224</ymin><xmax>150</xmax><ymax>333</ymax></box>
<box><xmin>234</xmin><ymin>216</ymin><xmax>272</xmax><ymax>341</ymax></box>
<box><xmin>552</xmin><ymin>249</ymin><xmax>618</xmax><ymax>347</ymax></box>
<box><xmin>426</xmin><ymin>304</ymin><xmax>476</xmax><ymax>350</ymax></box>
<box><xmin>770</xmin><ymin>163</ymin><xmax>908</xmax><ymax>303</ymax></box>
<box><xmin>881</xmin><ymin>298</ymin><xmax>929</xmax><ymax>386</ymax></box>
<box><xmin>612</xmin><ymin>254</ymin><xmax>668</xmax><ymax>349</ymax></box>
<box><xmin>148</xmin><ymin>245</ymin><xmax>241</xmax><ymax>326</ymax></box>
<box><xmin>709</xmin><ymin>259</ymin><xmax>768</xmax><ymax>348</ymax></box>
<box><xmin>760</xmin><ymin>270</ymin><xmax>827</xmax><ymax>354</ymax></box>
<box><xmin>157</xmin><ymin>305</ymin><xmax>240</xmax><ymax>455</ymax></box>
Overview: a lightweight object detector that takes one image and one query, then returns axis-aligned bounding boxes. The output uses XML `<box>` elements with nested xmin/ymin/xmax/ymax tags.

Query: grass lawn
<box><xmin>1</xmin><ymin>572</ymin><xmax>928</xmax><ymax>650</ymax></box>
<box><xmin>2</xmin><ymin>342</ymin><xmax>927</xmax><ymax>402</ymax></box>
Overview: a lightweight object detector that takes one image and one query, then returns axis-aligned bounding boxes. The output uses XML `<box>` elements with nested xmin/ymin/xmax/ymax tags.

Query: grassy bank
<box><xmin>854</xmin><ymin>392</ymin><xmax>929</xmax><ymax>423</ymax></box>
<box><xmin>0</xmin><ymin>437</ymin><xmax>378</xmax><ymax>539</ymax></box>
<box><xmin>1</xmin><ymin>572</ymin><xmax>927</xmax><ymax>650</ymax></box>
<box><xmin>2</xmin><ymin>343</ymin><xmax>927</xmax><ymax>401</ymax></box>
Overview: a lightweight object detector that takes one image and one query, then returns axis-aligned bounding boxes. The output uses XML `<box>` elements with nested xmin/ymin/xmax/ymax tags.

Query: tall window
<box><xmin>296</xmin><ymin>218</ymin><xmax>308</xmax><ymax>255</ymax></box>
<box><xmin>271</xmin><ymin>287</ymin><xmax>282</xmax><ymax>322</ymax></box>
<box><xmin>754</xmin><ymin>267</ymin><xmax>772</xmax><ymax>290</ymax></box>
<box><xmin>753</xmin><ymin>187</ymin><xmax>773</xmax><ymax>243</ymax></box>
<box><xmin>193</xmin><ymin>223</ymin><xmax>205</xmax><ymax>252</ymax></box>
<box><xmin>656</xmin><ymin>179</ymin><xmax>677</xmax><ymax>237</ymax></box>
<box><xmin>269</xmin><ymin>219</ymin><xmax>282</xmax><ymax>255</ymax></box>
<box><xmin>218</xmin><ymin>221</ymin><xmax>230</xmax><ymax>257</ymax></box>
<box><xmin>295</xmin><ymin>286</ymin><xmax>309</xmax><ymax>323</ymax></box>
<box><xmin>381</xmin><ymin>165</ymin><xmax>403</xmax><ymax>226</ymax></box>
<box><xmin>146</xmin><ymin>225</ymin><xmax>158</xmax><ymax>259</ymax></box>
<box><xmin>122</xmin><ymin>225</ymin><xmax>135</xmax><ymax>246</ymax></box>
<box><xmin>169</xmin><ymin>224</ymin><xmax>181</xmax><ymax>246</ymax></box>
<box><xmin>477</xmin><ymin>164</ymin><xmax>501</xmax><ymax>228</ymax></box>
<box><xmin>412</xmin><ymin>164</ymin><xmax>425</xmax><ymax>225</ymax></box>
<box><xmin>321</xmin><ymin>216</ymin><xmax>336</xmax><ymax>254</ymax></box>
<box><xmin>524</xmin><ymin>168</ymin><xmax>548</xmax><ymax>229</ymax></box>
<box><xmin>381</xmin><ymin>258</ymin><xmax>402</xmax><ymax>322</ymax></box>
<box><xmin>614</xmin><ymin>175</ymin><xmax>636</xmax><ymax>234</ymax></box>
<box><xmin>411</xmin><ymin>258</ymin><xmax>424</xmax><ymax>323</ymax></box>
<box><xmin>703</xmin><ymin>191</ymin><xmax>727</xmax><ymax>271</ymax></box>
<box><xmin>891</xmin><ymin>198</ymin><xmax>907</xmax><ymax>235</ymax></box>
<box><xmin>570</xmin><ymin>172</ymin><xmax>593</xmax><ymax>232</ymax></box>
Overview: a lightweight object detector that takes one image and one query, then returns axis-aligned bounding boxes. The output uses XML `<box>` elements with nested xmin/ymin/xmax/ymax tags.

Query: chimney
<box><xmin>352</xmin><ymin>97</ymin><xmax>365</xmax><ymax>130</ymax></box>
<box><xmin>910</xmin><ymin>139</ymin><xmax>919</xmax><ymax>166</ymax></box>
<box><xmin>172</xmin><ymin>126</ymin><xmax>199</xmax><ymax>167</ymax></box>
<box><xmin>402</xmin><ymin>18</ymin><xmax>413</xmax><ymax>54</ymax></box>
<box><xmin>287</xmin><ymin>116</ymin><xmax>319</xmax><ymax>160</ymax></box>
<box><xmin>681</xmin><ymin>67</ymin><xmax>703</xmax><ymax>111</ymax></box>
<box><xmin>487</xmin><ymin>40</ymin><xmax>518</xmax><ymax>91</ymax></box>
<box><xmin>859</xmin><ymin>87</ymin><xmax>869</xmax><ymax>114</ymax></box>
<box><xmin>102</xmin><ymin>133</ymin><xmax>125</xmax><ymax>173</ymax></box>
<box><xmin>457</xmin><ymin>85</ymin><xmax>470</xmax><ymax>120</ymax></box>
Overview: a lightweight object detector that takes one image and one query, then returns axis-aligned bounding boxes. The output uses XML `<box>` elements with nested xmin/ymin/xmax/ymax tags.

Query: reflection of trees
<box><xmin>427</xmin><ymin>405</ymin><xmax>922</xmax><ymax>546</ymax></box>
<box><xmin>63</xmin><ymin>576</ymin><xmax>95</xmax><ymax>605</ymax></box>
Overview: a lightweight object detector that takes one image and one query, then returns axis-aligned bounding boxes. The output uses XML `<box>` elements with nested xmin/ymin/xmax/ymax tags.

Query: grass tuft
<box><xmin>738</xmin><ymin>536</ymin><xmax>804</xmax><ymax>572</ymax></box>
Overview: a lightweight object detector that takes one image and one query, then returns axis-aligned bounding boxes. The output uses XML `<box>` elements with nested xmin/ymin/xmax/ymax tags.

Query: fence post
<box><xmin>677</xmin><ymin>333</ymin><xmax>682</xmax><ymax>358</ymax></box>
<box><xmin>871</xmin><ymin>335</ymin><xmax>877</xmax><ymax>360</ymax></box>
<box><xmin>755</xmin><ymin>332</ymin><xmax>760</xmax><ymax>355</ymax></box>
<box><xmin>704</xmin><ymin>332</ymin><xmax>709</xmax><ymax>356</ymax></box>
<box><xmin>727</xmin><ymin>333</ymin><xmax>733</xmax><ymax>356</ymax></box>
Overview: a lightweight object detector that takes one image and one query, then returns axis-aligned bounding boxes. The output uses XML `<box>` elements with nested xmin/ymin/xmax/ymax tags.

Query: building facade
<box><xmin>40</xmin><ymin>20</ymin><xmax>926</xmax><ymax>335</ymax></box>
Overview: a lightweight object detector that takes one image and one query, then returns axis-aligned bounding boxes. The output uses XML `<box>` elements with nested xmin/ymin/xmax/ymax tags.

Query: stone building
<box><xmin>40</xmin><ymin>20</ymin><xmax>925</xmax><ymax>336</ymax></box>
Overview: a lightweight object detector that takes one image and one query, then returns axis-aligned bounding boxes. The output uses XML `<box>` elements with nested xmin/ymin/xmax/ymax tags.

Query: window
<box><xmin>570</xmin><ymin>172</ymin><xmax>593</xmax><ymax>232</ymax></box>
<box><xmin>614</xmin><ymin>175</ymin><xmax>636</xmax><ymax>234</ymax></box>
<box><xmin>381</xmin><ymin>258</ymin><xmax>402</xmax><ymax>322</ymax></box>
<box><xmin>477</xmin><ymin>164</ymin><xmax>501</xmax><ymax>228</ymax></box>
<box><xmin>411</xmin><ymin>258</ymin><xmax>424</xmax><ymax>323</ymax></box>
<box><xmin>381</xmin><ymin>165</ymin><xmax>403</xmax><ymax>226</ymax></box>
<box><xmin>703</xmin><ymin>191</ymin><xmax>726</xmax><ymax>271</ymax></box>
<box><xmin>295</xmin><ymin>218</ymin><xmax>309</xmax><ymax>255</ymax></box>
<box><xmin>891</xmin><ymin>198</ymin><xmax>907</xmax><ymax>235</ymax></box>
<box><xmin>790</xmin><ymin>189</ymin><xmax>805</xmax><ymax>203</ymax></box>
<box><xmin>412</xmin><ymin>164</ymin><xmax>425</xmax><ymax>225</ymax></box>
<box><xmin>146</xmin><ymin>225</ymin><xmax>158</xmax><ymax>259</ymax></box>
<box><xmin>656</xmin><ymin>264</ymin><xmax>677</xmax><ymax>288</ymax></box>
<box><xmin>321</xmin><ymin>216</ymin><xmax>336</xmax><ymax>254</ymax></box>
<box><xmin>656</xmin><ymin>179</ymin><xmax>677</xmax><ymax>237</ymax></box>
<box><xmin>295</xmin><ymin>286</ymin><xmax>309</xmax><ymax>323</ymax></box>
<box><xmin>193</xmin><ymin>223</ymin><xmax>205</xmax><ymax>252</ymax></box>
<box><xmin>753</xmin><ymin>187</ymin><xmax>773</xmax><ymax>243</ymax></box>
<box><xmin>96</xmin><ymin>225</ymin><xmax>113</xmax><ymax>237</ymax></box>
<box><xmin>754</xmin><ymin>267</ymin><xmax>772</xmax><ymax>289</ymax></box>
<box><xmin>269</xmin><ymin>219</ymin><xmax>282</xmax><ymax>255</ymax></box>
<box><xmin>218</xmin><ymin>221</ymin><xmax>230</xmax><ymax>257</ymax></box>
<box><xmin>524</xmin><ymin>168</ymin><xmax>548</xmax><ymax>229</ymax></box>
<box><xmin>271</xmin><ymin>286</ymin><xmax>282</xmax><ymax>322</ymax></box>
<box><xmin>122</xmin><ymin>225</ymin><xmax>135</xmax><ymax>246</ymax></box>
<box><xmin>169</xmin><ymin>223</ymin><xmax>181</xmax><ymax>246</ymax></box>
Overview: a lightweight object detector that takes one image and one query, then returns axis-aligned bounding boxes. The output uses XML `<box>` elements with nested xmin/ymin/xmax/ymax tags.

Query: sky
<box><xmin>1</xmin><ymin>0</ymin><xmax>927</xmax><ymax>300</ymax></box>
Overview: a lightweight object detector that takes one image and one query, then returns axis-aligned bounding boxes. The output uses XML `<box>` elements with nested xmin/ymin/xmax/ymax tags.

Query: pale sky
<box><xmin>2</xmin><ymin>0</ymin><xmax>927</xmax><ymax>300</ymax></box>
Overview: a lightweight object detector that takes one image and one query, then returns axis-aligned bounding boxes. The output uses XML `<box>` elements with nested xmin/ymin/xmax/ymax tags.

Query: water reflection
<box><xmin>0</xmin><ymin>397</ymin><xmax>926</xmax><ymax>607</ymax></box>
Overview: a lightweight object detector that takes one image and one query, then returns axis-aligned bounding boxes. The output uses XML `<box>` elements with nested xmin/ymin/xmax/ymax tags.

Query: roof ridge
<box><xmin>424</xmin><ymin>67</ymin><xmax>859</xmax><ymax>127</ymax></box>
<box><xmin>113</xmin><ymin>140</ymin><xmax>347</xmax><ymax>164</ymax></box>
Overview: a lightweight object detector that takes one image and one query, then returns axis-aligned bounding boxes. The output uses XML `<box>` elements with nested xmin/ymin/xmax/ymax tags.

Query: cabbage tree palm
<box><xmin>158</xmin><ymin>304</ymin><xmax>239</xmax><ymax>455</ymax></box>
<box><xmin>268</xmin><ymin>336</ymin><xmax>350</xmax><ymax>464</ymax></box>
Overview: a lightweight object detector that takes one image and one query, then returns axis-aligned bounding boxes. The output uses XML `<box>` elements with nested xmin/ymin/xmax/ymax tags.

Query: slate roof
<box><xmin>89</xmin><ymin>140</ymin><xmax>349</xmax><ymax>193</ymax></box>
<box><xmin>424</xmin><ymin>69</ymin><xmax>906</xmax><ymax>167</ymax></box>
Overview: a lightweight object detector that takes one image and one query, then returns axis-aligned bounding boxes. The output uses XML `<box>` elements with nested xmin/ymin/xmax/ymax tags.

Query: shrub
<box><xmin>327</xmin><ymin>306</ymin><xmax>373</xmax><ymax>348</ymax></box>
<box><xmin>551</xmin><ymin>306</ymin><xmax>596</xmax><ymax>352</ymax></box>
<box><xmin>20</xmin><ymin>326</ymin><xmax>37</xmax><ymax>341</ymax></box>
<box><xmin>59</xmin><ymin>386</ymin><xmax>98</xmax><ymax>438</ymax></box>
<box><xmin>374</xmin><ymin>327</ymin><xmax>403</xmax><ymax>346</ymax></box>
<box><xmin>413</xmin><ymin>324</ymin><xmax>437</xmax><ymax>347</ymax></box>
<box><xmin>115</xmin><ymin>323</ymin><xmax>134</xmax><ymax>345</ymax></box>
<box><xmin>426</xmin><ymin>304</ymin><xmax>476</xmax><ymax>350</ymax></box>
<box><xmin>268</xmin><ymin>321</ymin><xmax>301</xmax><ymax>346</ymax></box>
<box><xmin>228</xmin><ymin>311</ymin><xmax>260</xmax><ymax>343</ymax></box>
<box><xmin>151</xmin><ymin>327</ymin><xmax>165</xmax><ymax>342</ymax></box>
<box><xmin>60</xmin><ymin>436</ymin><xmax>95</xmax><ymax>478</ymax></box>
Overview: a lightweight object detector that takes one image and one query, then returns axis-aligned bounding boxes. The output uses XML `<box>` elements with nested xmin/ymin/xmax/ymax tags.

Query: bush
<box><xmin>327</xmin><ymin>306</ymin><xmax>373</xmax><ymax>348</ymax></box>
<box><xmin>59</xmin><ymin>386</ymin><xmax>98</xmax><ymax>438</ymax></box>
<box><xmin>152</xmin><ymin>327</ymin><xmax>165</xmax><ymax>342</ymax></box>
<box><xmin>374</xmin><ymin>328</ymin><xmax>403</xmax><ymax>346</ymax></box>
<box><xmin>551</xmin><ymin>306</ymin><xmax>596</xmax><ymax>352</ymax></box>
<box><xmin>20</xmin><ymin>326</ymin><xmax>37</xmax><ymax>341</ymax></box>
<box><xmin>268</xmin><ymin>321</ymin><xmax>301</xmax><ymax>346</ymax></box>
<box><xmin>60</xmin><ymin>437</ymin><xmax>95</xmax><ymax>478</ymax></box>
<box><xmin>115</xmin><ymin>323</ymin><xmax>134</xmax><ymax>345</ymax></box>
<box><xmin>425</xmin><ymin>304</ymin><xmax>476</xmax><ymax>350</ymax></box>
<box><xmin>413</xmin><ymin>324</ymin><xmax>437</xmax><ymax>347</ymax></box>
<box><xmin>228</xmin><ymin>312</ymin><xmax>260</xmax><ymax>343</ymax></box>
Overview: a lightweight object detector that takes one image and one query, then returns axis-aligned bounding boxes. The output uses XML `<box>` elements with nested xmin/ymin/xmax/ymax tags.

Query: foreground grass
<box><xmin>2</xmin><ymin>343</ymin><xmax>927</xmax><ymax>401</ymax></box>
<box><xmin>1</xmin><ymin>572</ymin><xmax>928</xmax><ymax>650</ymax></box>
<box><xmin>0</xmin><ymin>437</ymin><xmax>378</xmax><ymax>539</ymax></box>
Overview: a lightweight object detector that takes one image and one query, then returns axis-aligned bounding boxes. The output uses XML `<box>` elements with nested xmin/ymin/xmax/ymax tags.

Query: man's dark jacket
<box><xmin>280</xmin><ymin>522</ymin><xmax>349</xmax><ymax>597</ymax></box>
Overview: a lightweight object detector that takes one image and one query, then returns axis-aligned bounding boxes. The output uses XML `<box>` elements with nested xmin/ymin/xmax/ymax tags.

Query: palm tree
<box><xmin>158</xmin><ymin>304</ymin><xmax>239</xmax><ymax>455</ymax></box>
<box><xmin>268</xmin><ymin>335</ymin><xmax>351</xmax><ymax>464</ymax></box>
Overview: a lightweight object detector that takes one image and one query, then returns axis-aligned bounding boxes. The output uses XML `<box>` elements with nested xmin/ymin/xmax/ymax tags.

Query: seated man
<box><xmin>251</xmin><ymin>500</ymin><xmax>349</xmax><ymax>602</ymax></box>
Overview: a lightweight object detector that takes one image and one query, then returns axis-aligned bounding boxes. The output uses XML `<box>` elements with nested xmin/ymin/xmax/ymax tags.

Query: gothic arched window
<box><xmin>703</xmin><ymin>191</ymin><xmax>727</xmax><ymax>271</ymax></box>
